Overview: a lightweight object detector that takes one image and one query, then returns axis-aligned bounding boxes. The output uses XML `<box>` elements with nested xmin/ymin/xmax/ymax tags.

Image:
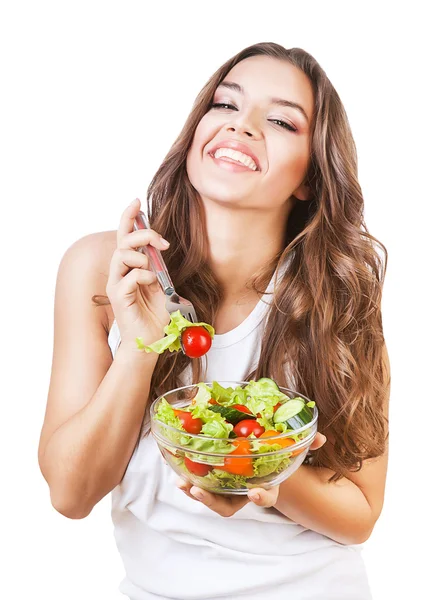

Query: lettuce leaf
<box><xmin>135</xmin><ymin>310</ymin><xmax>215</xmax><ymax>354</ymax></box>
<box><xmin>190</xmin><ymin>382</ymin><xmax>212</xmax><ymax>409</ymax></box>
<box><xmin>252</xmin><ymin>443</ymin><xmax>292</xmax><ymax>477</ymax></box>
<box><xmin>210</xmin><ymin>381</ymin><xmax>236</xmax><ymax>403</ymax></box>
<box><xmin>155</xmin><ymin>397</ymin><xmax>183</xmax><ymax>429</ymax></box>
<box><xmin>202</xmin><ymin>469</ymin><xmax>249</xmax><ymax>490</ymax></box>
<box><xmin>183</xmin><ymin>435</ymin><xmax>234</xmax><ymax>466</ymax></box>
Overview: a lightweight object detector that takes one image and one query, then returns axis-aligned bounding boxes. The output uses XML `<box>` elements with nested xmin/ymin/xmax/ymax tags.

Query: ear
<box><xmin>292</xmin><ymin>181</ymin><xmax>311</xmax><ymax>202</ymax></box>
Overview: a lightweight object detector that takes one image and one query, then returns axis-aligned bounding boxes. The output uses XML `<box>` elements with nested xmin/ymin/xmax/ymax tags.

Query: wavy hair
<box><xmin>93</xmin><ymin>42</ymin><xmax>389</xmax><ymax>481</ymax></box>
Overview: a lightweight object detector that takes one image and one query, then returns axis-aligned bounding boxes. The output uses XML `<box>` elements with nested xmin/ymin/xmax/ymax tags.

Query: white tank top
<box><xmin>107</xmin><ymin>262</ymin><xmax>372</xmax><ymax>600</ymax></box>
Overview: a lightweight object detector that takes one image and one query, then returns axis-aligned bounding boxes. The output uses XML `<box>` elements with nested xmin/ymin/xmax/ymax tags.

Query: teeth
<box><xmin>213</xmin><ymin>147</ymin><xmax>257</xmax><ymax>171</ymax></box>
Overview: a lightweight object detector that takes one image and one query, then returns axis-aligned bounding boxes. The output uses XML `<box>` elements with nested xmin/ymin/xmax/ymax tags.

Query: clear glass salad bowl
<box><xmin>150</xmin><ymin>380</ymin><xmax>318</xmax><ymax>495</ymax></box>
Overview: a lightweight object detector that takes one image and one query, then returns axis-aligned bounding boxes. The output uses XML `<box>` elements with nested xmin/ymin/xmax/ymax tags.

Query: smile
<box><xmin>208</xmin><ymin>151</ymin><xmax>260</xmax><ymax>173</ymax></box>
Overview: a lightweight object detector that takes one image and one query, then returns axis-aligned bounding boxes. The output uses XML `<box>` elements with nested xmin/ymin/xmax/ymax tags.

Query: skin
<box><xmin>180</xmin><ymin>57</ymin><xmax>390</xmax><ymax>544</ymax></box>
<box><xmin>186</xmin><ymin>55</ymin><xmax>313</xmax><ymax>305</ymax></box>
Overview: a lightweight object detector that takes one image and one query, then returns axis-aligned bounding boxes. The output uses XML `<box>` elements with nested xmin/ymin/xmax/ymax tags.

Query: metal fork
<box><xmin>133</xmin><ymin>209</ymin><xmax>198</xmax><ymax>326</ymax></box>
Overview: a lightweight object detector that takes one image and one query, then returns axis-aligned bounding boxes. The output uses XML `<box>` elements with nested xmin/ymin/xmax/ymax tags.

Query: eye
<box><xmin>269</xmin><ymin>119</ymin><xmax>297</xmax><ymax>133</ymax></box>
<box><xmin>210</xmin><ymin>102</ymin><xmax>237</xmax><ymax>110</ymax></box>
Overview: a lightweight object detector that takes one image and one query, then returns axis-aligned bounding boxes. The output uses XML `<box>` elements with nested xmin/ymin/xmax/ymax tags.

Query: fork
<box><xmin>133</xmin><ymin>209</ymin><xmax>198</xmax><ymax>326</ymax></box>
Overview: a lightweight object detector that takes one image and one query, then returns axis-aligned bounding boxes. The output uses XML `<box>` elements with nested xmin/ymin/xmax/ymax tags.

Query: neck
<box><xmin>202</xmin><ymin>199</ymin><xmax>294</xmax><ymax>302</ymax></box>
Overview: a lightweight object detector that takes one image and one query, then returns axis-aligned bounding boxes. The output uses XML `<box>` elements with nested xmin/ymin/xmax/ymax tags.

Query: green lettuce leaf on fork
<box><xmin>135</xmin><ymin>310</ymin><xmax>215</xmax><ymax>354</ymax></box>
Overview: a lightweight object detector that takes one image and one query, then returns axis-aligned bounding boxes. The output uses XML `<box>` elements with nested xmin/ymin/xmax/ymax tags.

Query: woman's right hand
<box><xmin>106</xmin><ymin>198</ymin><xmax>172</xmax><ymax>352</ymax></box>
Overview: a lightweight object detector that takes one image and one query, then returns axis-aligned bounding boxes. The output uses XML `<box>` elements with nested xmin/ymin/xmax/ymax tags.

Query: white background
<box><xmin>1</xmin><ymin>1</ymin><xmax>433</xmax><ymax>598</ymax></box>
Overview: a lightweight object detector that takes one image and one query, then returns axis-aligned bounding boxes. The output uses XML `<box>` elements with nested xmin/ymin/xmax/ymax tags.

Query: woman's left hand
<box><xmin>176</xmin><ymin>431</ymin><xmax>326</xmax><ymax>518</ymax></box>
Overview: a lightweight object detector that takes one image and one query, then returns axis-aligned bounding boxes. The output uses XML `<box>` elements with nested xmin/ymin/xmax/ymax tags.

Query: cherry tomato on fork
<box><xmin>180</xmin><ymin>326</ymin><xmax>212</xmax><ymax>358</ymax></box>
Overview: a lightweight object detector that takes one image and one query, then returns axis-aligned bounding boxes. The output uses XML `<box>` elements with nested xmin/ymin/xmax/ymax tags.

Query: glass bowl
<box><xmin>150</xmin><ymin>381</ymin><xmax>318</xmax><ymax>495</ymax></box>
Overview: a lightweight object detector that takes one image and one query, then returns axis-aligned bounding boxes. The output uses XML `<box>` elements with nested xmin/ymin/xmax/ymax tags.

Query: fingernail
<box><xmin>160</xmin><ymin>238</ymin><xmax>170</xmax><ymax>247</ymax></box>
<box><xmin>191</xmin><ymin>489</ymin><xmax>204</xmax><ymax>501</ymax></box>
<box><xmin>321</xmin><ymin>434</ymin><xmax>327</xmax><ymax>443</ymax></box>
<box><xmin>129</xmin><ymin>198</ymin><xmax>138</xmax><ymax>206</ymax></box>
<box><xmin>249</xmin><ymin>493</ymin><xmax>260</xmax><ymax>502</ymax></box>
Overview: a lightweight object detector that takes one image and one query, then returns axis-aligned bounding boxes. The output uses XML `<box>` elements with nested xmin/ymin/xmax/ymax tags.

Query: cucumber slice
<box><xmin>256</xmin><ymin>377</ymin><xmax>280</xmax><ymax>390</ymax></box>
<box><xmin>208</xmin><ymin>405</ymin><xmax>256</xmax><ymax>425</ymax></box>
<box><xmin>273</xmin><ymin>398</ymin><xmax>313</xmax><ymax>429</ymax></box>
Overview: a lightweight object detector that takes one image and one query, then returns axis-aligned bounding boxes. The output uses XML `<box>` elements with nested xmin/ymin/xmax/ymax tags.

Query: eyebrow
<box><xmin>216</xmin><ymin>80</ymin><xmax>309</xmax><ymax>123</ymax></box>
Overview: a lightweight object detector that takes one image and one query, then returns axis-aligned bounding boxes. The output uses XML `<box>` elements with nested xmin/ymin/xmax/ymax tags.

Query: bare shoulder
<box><xmin>62</xmin><ymin>229</ymin><xmax>118</xmax><ymax>330</ymax></box>
<box><xmin>62</xmin><ymin>228</ymin><xmax>117</xmax><ymax>275</ymax></box>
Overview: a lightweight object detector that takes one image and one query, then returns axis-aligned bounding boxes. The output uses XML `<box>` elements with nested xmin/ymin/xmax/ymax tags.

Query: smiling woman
<box><xmin>186</xmin><ymin>56</ymin><xmax>313</xmax><ymax>212</ymax></box>
<box><xmin>39</xmin><ymin>41</ymin><xmax>389</xmax><ymax>600</ymax></box>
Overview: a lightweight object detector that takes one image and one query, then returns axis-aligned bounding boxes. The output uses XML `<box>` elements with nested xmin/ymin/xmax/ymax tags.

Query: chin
<box><xmin>201</xmin><ymin>191</ymin><xmax>257</xmax><ymax>209</ymax></box>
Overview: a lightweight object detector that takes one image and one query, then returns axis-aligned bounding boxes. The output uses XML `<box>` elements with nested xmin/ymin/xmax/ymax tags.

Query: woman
<box><xmin>38</xmin><ymin>42</ymin><xmax>390</xmax><ymax>599</ymax></box>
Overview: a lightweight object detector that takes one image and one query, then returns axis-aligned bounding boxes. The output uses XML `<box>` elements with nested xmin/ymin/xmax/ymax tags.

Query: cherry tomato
<box><xmin>233</xmin><ymin>419</ymin><xmax>265</xmax><ymax>438</ymax></box>
<box><xmin>174</xmin><ymin>410</ymin><xmax>203</xmax><ymax>434</ymax></box>
<box><xmin>232</xmin><ymin>404</ymin><xmax>253</xmax><ymax>415</ymax></box>
<box><xmin>184</xmin><ymin>456</ymin><xmax>213</xmax><ymax>476</ymax></box>
<box><xmin>180</xmin><ymin>326</ymin><xmax>212</xmax><ymax>358</ymax></box>
<box><xmin>259</xmin><ymin>430</ymin><xmax>303</xmax><ymax>455</ymax></box>
<box><xmin>216</xmin><ymin>439</ymin><xmax>254</xmax><ymax>477</ymax></box>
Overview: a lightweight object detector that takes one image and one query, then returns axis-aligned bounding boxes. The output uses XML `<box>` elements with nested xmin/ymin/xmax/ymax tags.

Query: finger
<box><xmin>119</xmin><ymin>228</ymin><xmax>170</xmax><ymax>252</ymax></box>
<box><xmin>175</xmin><ymin>479</ymin><xmax>201</xmax><ymax>502</ymax></box>
<box><xmin>309</xmin><ymin>433</ymin><xmax>327</xmax><ymax>451</ymax></box>
<box><xmin>115</xmin><ymin>268</ymin><xmax>158</xmax><ymax>299</ymax></box>
<box><xmin>190</xmin><ymin>486</ymin><xmax>250</xmax><ymax>517</ymax></box>
<box><xmin>117</xmin><ymin>198</ymin><xmax>142</xmax><ymax>247</ymax></box>
<box><xmin>247</xmin><ymin>486</ymin><xmax>280</xmax><ymax>508</ymax></box>
<box><xmin>108</xmin><ymin>248</ymin><xmax>149</xmax><ymax>286</ymax></box>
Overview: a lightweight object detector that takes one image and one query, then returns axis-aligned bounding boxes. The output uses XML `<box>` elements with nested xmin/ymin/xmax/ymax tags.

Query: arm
<box><xmin>38</xmin><ymin>232</ymin><xmax>158</xmax><ymax>519</ymax></box>
<box><xmin>274</xmin><ymin>344</ymin><xmax>391</xmax><ymax>545</ymax></box>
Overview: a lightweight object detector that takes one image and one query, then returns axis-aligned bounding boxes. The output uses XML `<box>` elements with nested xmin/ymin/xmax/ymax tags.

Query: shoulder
<box><xmin>63</xmin><ymin>229</ymin><xmax>117</xmax><ymax>262</ymax></box>
<box><xmin>59</xmin><ymin>230</ymin><xmax>117</xmax><ymax>290</ymax></box>
<box><xmin>59</xmin><ymin>230</ymin><xmax>118</xmax><ymax>330</ymax></box>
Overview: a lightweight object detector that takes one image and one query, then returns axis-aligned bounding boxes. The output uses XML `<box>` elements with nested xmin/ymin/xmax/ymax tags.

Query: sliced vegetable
<box><xmin>208</xmin><ymin>404</ymin><xmax>256</xmax><ymax>425</ymax></box>
<box><xmin>259</xmin><ymin>430</ymin><xmax>294</xmax><ymax>449</ymax></box>
<box><xmin>273</xmin><ymin>398</ymin><xmax>314</xmax><ymax>430</ymax></box>
<box><xmin>216</xmin><ymin>439</ymin><xmax>254</xmax><ymax>477</ymax></box>
<box><xmin>256</xmin><ymin>377</ymin><xmax>281</xmax><ymax>390</ymax></box>
<box><xmin>259</xmin><ymin>430</ymin><xmax>304</xmax><ymax>455</ymax></box>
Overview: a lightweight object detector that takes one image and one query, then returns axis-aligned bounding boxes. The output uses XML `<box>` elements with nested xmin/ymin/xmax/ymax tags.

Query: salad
<box><xmin>152</xmin><ymin>378</ymin><xmax>316</xmax><ymax>491</ymax></box>
<box><xmin>136</xmin><ymin>310</ymin><xmax>215</xmax><ymax>358</ymax></box>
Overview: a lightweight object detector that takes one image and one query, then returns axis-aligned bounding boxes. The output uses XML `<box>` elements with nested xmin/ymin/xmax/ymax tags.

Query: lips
<box><xmin>208</xmin><ymin>139</ymin><xmax>261</xmax><ymax>171</ymax></box>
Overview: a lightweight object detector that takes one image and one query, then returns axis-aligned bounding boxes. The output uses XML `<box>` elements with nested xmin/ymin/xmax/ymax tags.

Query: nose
<box><xmin>225</xmin><ymin>110</ymin><xmax>261</xmax><ymax>138</ymax></box>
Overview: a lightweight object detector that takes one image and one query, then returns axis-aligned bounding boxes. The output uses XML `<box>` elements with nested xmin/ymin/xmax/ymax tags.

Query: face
<box><xmin>186</xmin><ymin>55</ymin><xmax>314</xmax><ymax>211</ymax></box>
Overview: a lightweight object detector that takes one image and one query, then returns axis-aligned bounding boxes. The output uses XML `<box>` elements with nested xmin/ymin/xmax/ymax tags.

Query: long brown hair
<box><xmin>93</xmin><ymin>42</ymin><xmax>389</xmax><ymax>481</ymax></box>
